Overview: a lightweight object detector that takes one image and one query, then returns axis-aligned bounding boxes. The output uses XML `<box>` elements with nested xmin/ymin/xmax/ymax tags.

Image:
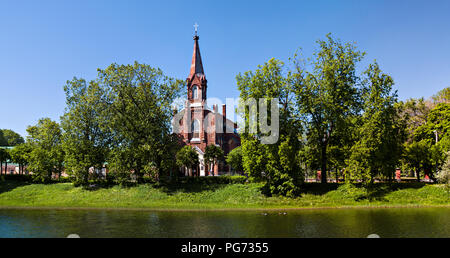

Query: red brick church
<box><xmin>175</xmin><ymin>31</ymin><xmax>241</xmax><ymax>176</ymax></box>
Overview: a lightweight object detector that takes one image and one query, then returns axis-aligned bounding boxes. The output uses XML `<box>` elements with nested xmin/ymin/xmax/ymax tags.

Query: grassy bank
<box><xmin>0</xmin><ymin>180</ymin><xmax>448</xmax><ymax>210</ymax></box>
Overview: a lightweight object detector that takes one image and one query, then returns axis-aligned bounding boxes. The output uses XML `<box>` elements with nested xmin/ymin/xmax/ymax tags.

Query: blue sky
<box><xmin>1</xmin><ymin>0</ymin><xmax>449</xmax><ymax>137</ymax></box>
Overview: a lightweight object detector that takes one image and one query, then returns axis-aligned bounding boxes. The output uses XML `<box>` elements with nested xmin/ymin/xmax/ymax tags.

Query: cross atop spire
<box><xmin>189</xmin><ymin>27</ymin><xmax>204</xmax><ymax>78</ymax></box>
<box><xmin>194</xmin><ymin>23</ymin><xmax>199</xmax><ymax>36</ymax></box>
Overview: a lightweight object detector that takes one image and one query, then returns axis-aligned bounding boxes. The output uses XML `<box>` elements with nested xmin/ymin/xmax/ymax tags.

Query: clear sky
<box><xmin>1</xmin><ymin>0</ymin><xmax>449</xmax><ymax>137</ymax></box>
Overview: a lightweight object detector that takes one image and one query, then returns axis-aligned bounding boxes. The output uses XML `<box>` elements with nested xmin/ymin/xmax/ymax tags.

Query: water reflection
<box><xmin>0</xmin><ymin>208</ymin><xmax>448</xmax><ymax>238</ymax></box>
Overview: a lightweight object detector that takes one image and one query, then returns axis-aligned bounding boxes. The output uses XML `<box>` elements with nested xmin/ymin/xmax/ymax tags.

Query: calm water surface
<box><xmin>0</xmin><ymin>207</ymin><xmax>448</xmax><ymax>238</ymax></box>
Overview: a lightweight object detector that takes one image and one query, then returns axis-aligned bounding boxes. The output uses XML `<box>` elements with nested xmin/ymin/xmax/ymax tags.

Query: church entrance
<box><xmin>193</xmin><ymin>164</ymin><xmax>201</xmax><ymax>177</ymax></box>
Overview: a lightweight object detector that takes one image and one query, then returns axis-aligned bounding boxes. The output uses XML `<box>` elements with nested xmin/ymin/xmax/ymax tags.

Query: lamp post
<box><xmin>433</xmin><ymin>130</ymin><xmax>439</xmax><ymax>179</ymax></box>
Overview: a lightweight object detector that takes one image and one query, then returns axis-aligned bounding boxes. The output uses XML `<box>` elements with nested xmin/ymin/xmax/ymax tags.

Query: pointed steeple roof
<box><xmin>189</xmin><ymin>35</ymin><xmax>205</xmax><ymax>78</ymax></box>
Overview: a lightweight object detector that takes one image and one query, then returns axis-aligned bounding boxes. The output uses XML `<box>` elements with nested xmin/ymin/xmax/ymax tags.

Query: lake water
<box><xmin>0</xmin><ymin>207</ymin><xmax>448</xmax><ymax>238</ymax></box>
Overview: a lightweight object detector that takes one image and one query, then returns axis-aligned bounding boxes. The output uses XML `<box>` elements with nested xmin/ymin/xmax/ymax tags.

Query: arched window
<box><xmin>191</xmin><ymin>119</ymin><xmax>200</xmax><ymax>139</ymax></box>
<box><xmin>192</xmin><ymin>85</ymin><xmax>198</xmax><ymax>99</ymax></box>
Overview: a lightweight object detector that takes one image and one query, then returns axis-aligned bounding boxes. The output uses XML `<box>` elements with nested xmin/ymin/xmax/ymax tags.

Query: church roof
<box><xmin>189</xmin><ymin>35</ymin><xmax>205</xmax><ymax>78</ymax></box>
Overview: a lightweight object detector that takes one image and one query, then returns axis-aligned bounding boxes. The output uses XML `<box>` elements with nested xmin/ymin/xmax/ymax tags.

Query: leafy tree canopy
<box><xmin>0</xmin><ymin>148</ymin><xmax>10</xmax><ymax>164</ymax></box>
<box><xmin>345</xmin><ymin>62</ymin><xmax>405</xmax><ymax>184</ymax></box>
<box><xmin>432</xmin><ymin>87</ymin><xmax>450</xmax><ymax>104</ymax></box>
<box><xmin>0</xmin><ymin>129</ymin><xmax>24</xmax><ymax>146</ymax></box>
<box><xmin>292</xmin><ymin>33</ymin><xmax>364</xmax><ymax>184</ymax></box>
<box><xmin>26</xmin><ymin>118</ymin><xmax>64</xmax><ymax>182</ymax></box>
<box><xmin>61</xmin><ymin>77</ymin><xmax>111</xmax><ymax>184</ymax></box>
<box><xmin>204</xmin><ymin>145</ymin><xmax>224</xmax><ymax>176</ymax></box>
<box><xmin>97</xmin><ymin>62</ymin><xmax>184</xmax><ymax>182</ymax></box>
<box><xmin>176</xmin><ymin>146</ymin><xmax>199</xmax><ymax>168</ymax></box>
<box><xmin>226</xmin><ymin>146</ymin><xmax>243</xmax><ymax>173</ymax></box>
<box><xmin>0</xmin><ymin>131</ymin><xmax>6</xmax><ymax>146</ymax></box>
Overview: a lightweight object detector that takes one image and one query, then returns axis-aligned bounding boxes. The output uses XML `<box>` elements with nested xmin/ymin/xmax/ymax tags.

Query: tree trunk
<box><xmin>305</xmin><ymin>164</ymin><xmax>308</xmax><ymax>182</ymax></box>
<box><xmin>321</xmin><ymin>144</ymin><xmax>327</xmax><ymax>184</ymax></box>
<box><xmin>0</xmin><ymin>161</ymin><xmax>2</xmax><ymax>175</ymax></box>
<box><xmin>135</xmin><ymin>164</ymin><xmax>142</xmax><ymax>183</ymax></box>
<box><xmin>335</xmin><ymin>168</ymin><xmax>338</xmax><ymax>183</ymax></box>
<box><xmin>416</xmin><ymin>168</ymin><xmax>420</xmax><ymax>182</ymax></box>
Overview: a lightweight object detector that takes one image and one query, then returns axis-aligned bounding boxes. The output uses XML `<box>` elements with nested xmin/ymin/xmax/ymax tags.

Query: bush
<box><xmin>3</xmin><ymin>174</ymin><xmax>33</xmax><ymax>182</ymax></box>
<box><xmin>263</xmin><ymin>172</ymin><xmax>301</xmax><ymax>197</ymax></box>
<box><xmin>105</xmin><ymin>170</ymin><xmax>131</xmax><ymax>186</ymax></box>
<box><xmin>69</xmin><ymin>174</ymin><xmax>247</xmax><ymax>188</ymax></box>
<box><xmin>73</xmin><ymin>178</ymin><xmax>119</xmax><ymax>188</ymax></box>
<box><xmin>141</xmin><ymin>176</ymin><xmax>157</xmax><ymax>184</ymax></box>
<box><xmin>438</xmin><ymin>152</ymin><xmax>450</xmax><ymax>196</ymax></box>
<box><xmin>438</xmin><ymin>152</ymin><xmax>450</xmax><ymax>185</ymax></box>
<box><xmin>180</xmin><ymin>175</ymin><xmax>247</xmax><ymax>185</ymax></box>
<box><xmin>58</xmin><ymin>176</ymin><xmax>72</xmax><ymax>183</ymax></box>
<box><xmin>336</xmin><ymin>183</ymin><xmax>368</xmax><ymax>201</ymax></box>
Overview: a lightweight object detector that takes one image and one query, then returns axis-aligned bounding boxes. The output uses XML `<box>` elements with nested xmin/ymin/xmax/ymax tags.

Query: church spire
<box><xmin>189</xmin><ymin>23</ymin><xmax>204</xmax><ymax>78</ymax></box>
<box><xmin>187</xmin><ymin>23</ymin><xmax>207</xmax><ymax>103</ymax></box>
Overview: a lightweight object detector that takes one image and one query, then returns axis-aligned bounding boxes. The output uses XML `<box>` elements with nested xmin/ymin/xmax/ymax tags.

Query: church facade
<box><xmin>175</xmin><ymin>33</ymin><xmax>241</xmax><ymax>176</ymax></box>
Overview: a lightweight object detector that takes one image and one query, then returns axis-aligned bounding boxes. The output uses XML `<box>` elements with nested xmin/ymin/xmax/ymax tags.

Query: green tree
<box><xmin>241</xmin><ymin>137</ymin><xmax>267</xmax><ymax>180</ymax></box>
<box><xmin>298</xmin><ymin>143</ymin><xmax>318</xmax><ymax>180</ymax></box>
<box><xmin>0</xmin><ymin>131</ymin><xmax>7</xmax><ymax>146</ymax></box>
<box><xmin>1</xmin><ymin>129</ymin><xmax>25</xmax><ymax>146</ymax></box>
<box><xmin>176</xmin><ymin>145</ymin><xmax>199</xmax><ymax>177</ymax></box>
<box><xmin>226</xmin><ymin>146</ymin><xmax>243</xmax><ymax>174</ymax></box>
<box><xmin>438</xmin><ymin>151</ymin><xmax>450</xmax><ymax>196</ymax></box>
<box><xmin>397</xmin><ymin>98</ymin><xmax>433</xmax><ymax>143</ymax></box>
<box><xmin>292</xmin><ymin>33</ymin><xmax>364</xmax><ymax>184</ymax></box>
<box><xmin>432</xmin><ymin>87</ymin><xmax>450</xmax><ymax>104</ymax></box>
<box><xmin>160</xmin><ymin>134</ymin><xmax>183</xmax><ymax>181</ymax></box>
<box><xmin>9</xmin><ymin>144</ymin><xmax>32</xmax><ymax>174</ymax></box>
<box><xmin>237</xmin><ymin>58</ymin><xmax>303</xmax><ymax>196</ymax></box>
<box><xmin>26</xmin><ymin>118</ymin><xmax>65</xmax><ymax>182</ymax></box>
<box><xmin>204</xmin><ymin>145</ymin><xmax>224</xmax><ymax>176</ymax></box>
<box><xmin>345</xmin><ymin>62</ymin><xmax>405</xmax><ymax>184</ymax></box>
<box><xmin>415</xmin><ymin>103</ymin><xmax>450</xmax><ymax>147</ymax></box>
<box><xmin>414</xmin><ymin>103</ymin><xmax>450</xmax><ymax>180</ymax></box>
<box><xmin>403</xmin><ymin>140</ymin><xmax>430</xmax><ymax>182</ymax></box>
<box><xmin>100</xmin><ymin>62</ymin><xmax>183</xmax><ymax>182</ymax></box>
<box><xmin>0</xmin><ymin>148</ymin><xmax>10</xmax><ymax>175</ymax></box>
<box><xmin>61</xmin><ymin>77</ymin><xmax>111</xmax><ymax>184</ymax></box>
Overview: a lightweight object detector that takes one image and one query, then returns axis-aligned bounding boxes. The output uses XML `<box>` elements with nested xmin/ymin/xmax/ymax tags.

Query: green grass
<box><xmin>0</xmin><ymin>180</ymin><xmax>448</xmax><ymax>210</ymax></box>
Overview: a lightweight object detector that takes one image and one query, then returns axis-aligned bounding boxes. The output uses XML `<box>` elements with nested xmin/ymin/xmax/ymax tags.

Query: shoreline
<box><xmin>0</xmin><ymin>204</ymin><xmax>449</xmax><ymax>212</ymax></box>
<box><xmin>1</xmin><ymin>182</ymin><xmax>448</xmax><ymax>212</ymax></box>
